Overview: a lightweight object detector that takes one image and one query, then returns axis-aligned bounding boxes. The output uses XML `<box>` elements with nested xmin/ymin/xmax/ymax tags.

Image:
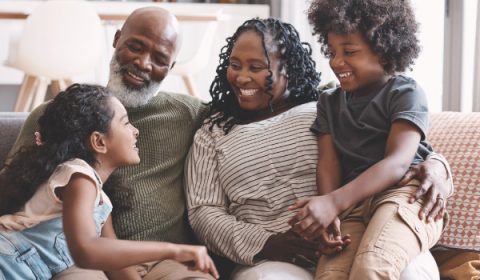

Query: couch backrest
<box><xmin>0</xmin><ymin>111</ymin><xmax>478</xmax><ymax>250</ymax></box>
<box><xmin>429</xmin><ymin>112</ymin><xmax>480</xmax><ymax>251</ymax></box>
<box><xmin>0</xmin><ymin>112</ymin><xmax>27</xmax><ymax>165</ymax></box>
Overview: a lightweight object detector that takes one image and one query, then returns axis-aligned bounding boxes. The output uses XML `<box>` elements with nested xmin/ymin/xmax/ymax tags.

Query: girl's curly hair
<box><xmin>308</xmin><ymin>0</ymin><xmax>420</xmax><ymax>73</ymax></box>
<box><xmin>0</xmin><ymin>84</ymin><xmax>130</xmax><ymax>215</ymax></box>
<box><xmin>207</xmin><ymin>18</ymin><xmax>321</xmax><ymax>134</ymax></box>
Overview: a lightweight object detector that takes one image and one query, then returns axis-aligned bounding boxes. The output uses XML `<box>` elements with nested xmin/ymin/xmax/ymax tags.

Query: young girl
<box><xmin>289</xmin><ymin>0</ymin><xmax>451</xmax><ymax>279</ymax></box>
<box><xmin>0</xmin><ymin>84</ymin><xmax>218</xmax><ymax>280</ymax></box>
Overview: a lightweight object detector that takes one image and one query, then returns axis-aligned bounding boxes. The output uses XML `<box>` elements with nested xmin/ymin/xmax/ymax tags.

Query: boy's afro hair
<box><xmin>308</xmin><ymin>0</ymin><xmax>420</xmax><ymax>73</ymax></box>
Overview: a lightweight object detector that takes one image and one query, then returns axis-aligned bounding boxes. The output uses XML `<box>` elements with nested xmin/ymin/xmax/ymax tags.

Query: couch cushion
<box><xmin>429</xmin><ymin>112</ymin><xmax>480</xmax><ymax>251</ymax></box>
<box><xmin>0</xmin><ymin>112</ymin><xmax>27</xmax><ymax>166</ymax></box>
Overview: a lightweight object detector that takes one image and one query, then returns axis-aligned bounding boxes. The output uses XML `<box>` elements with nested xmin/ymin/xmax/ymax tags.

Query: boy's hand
<box><xmin>173</xmin><ymin>245</ymin><xmax>219</xmax><ymax>279</ymax></box>
<box><xmin>288</xmin><ymin>195</ymin><xmax>338</xmax><ymax>238</ymax></box>
<box><xmin>317</xmin><ymin>217</ymin><xmax>351</xmax><ymax>255</ymax></box>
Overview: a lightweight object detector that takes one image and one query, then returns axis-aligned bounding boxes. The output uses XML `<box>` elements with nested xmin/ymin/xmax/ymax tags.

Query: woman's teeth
<box><xmin>240</xmin><ymin>89</ymin><xmax>258</xmax><ymax>96</ymax></box>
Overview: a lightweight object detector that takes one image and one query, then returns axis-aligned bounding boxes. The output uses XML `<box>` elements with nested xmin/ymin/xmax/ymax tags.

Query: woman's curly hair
<box><xmin>0</xmin><ymin>84</ymin><xmax>127</xmax><ymax>215</ymax></box>
<box><xmin>308</xmin><ymin>0</ymin><xmax>420</xmax><ymax>73</ymax></box>
<box><xmin>207</xmin><ymin>17</ymin><xmax>321</xmax><ymax>134</ymax></box>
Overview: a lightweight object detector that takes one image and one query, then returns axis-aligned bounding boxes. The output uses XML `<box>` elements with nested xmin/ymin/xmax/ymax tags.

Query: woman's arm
<box><xmin>62</xmin><ymin>174</ymin><xmax>218</xmax><ymax>278</ymax></box>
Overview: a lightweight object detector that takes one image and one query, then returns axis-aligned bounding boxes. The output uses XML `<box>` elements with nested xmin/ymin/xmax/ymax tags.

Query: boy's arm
<box><xmin>289</xmin><ymin>133</ymin><xmax>350</xmax><ymax>246</ymax></box>
<box><xmin>316</xmin><ymin>134</ymin><xmax>341</xmax><ymax>195</ymax></box>
<box><xmin>332</xmin><ymin>119</ymin><xmax>421</xmax><ymax>212</ymax></box>
<box><xmin>290</xmin><ymin>120</ymin><xmax>421</xmax><ymax>233</ymax></box>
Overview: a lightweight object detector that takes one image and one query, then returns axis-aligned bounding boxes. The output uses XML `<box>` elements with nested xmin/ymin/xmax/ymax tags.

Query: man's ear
<box><xmin>89</xmin><ymin>131</ymin><xmax>107</xmax><ymax>154</ymax></box>
<box><xmin>113</xmin><ymin>30</ymin><xmax>121</xmax><ymax>48</ymax></box>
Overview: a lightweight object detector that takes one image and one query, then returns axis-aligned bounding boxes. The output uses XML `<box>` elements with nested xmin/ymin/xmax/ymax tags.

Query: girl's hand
<box><xmin>172</xmin><ymin>245</ymin><xmax>219</xmax><ymax>279</ymax></box>
<box><xmin>288</xmin><ymin>195</ymin><xmax>338</xmax><ymax>239</ymax></box>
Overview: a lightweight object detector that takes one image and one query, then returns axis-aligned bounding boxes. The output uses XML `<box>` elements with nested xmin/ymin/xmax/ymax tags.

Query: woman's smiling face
<box><xmin>226</xmin><ymin>30</ymin><xmax>288</xmax><ymax>112</ymax></box>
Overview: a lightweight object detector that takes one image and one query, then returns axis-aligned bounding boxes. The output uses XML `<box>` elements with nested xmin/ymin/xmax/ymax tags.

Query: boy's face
<box><xmin>327</xmin><ymin>32</ymin><xmax>389</xmax><ymax>95</ymax></box>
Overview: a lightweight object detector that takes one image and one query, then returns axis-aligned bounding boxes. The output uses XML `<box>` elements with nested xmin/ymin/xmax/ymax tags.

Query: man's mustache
<box><xmin>117</xmin><ymin>64</ymin><xmax>151</xmax><ymax>84</ymax></box>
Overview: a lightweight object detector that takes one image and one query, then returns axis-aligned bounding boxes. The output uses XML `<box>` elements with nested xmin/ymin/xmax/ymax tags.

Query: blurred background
<box><xmin>0</xmin><ymin>0</ymin><xmax>478</xmax><ymax>113</ymax></box>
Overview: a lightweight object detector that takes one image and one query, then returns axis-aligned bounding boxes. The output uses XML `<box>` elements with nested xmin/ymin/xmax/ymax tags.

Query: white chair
<box><xmin>5</xmin><ymin>0</ymin><xmax>103</xmax><ymax>112</ymax></box>
<box><xmin>170</xmin><ymin>14</ymin><xmax>220</xmax><ymax>97</ymax></box>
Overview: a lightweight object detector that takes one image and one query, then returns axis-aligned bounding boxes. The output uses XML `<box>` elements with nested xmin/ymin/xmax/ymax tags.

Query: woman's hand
<box><xmin>172</xmin><ymin>244</ymin><xmax>219</xmax><ymax>279</ymax></box>
<box><xmin>256</xmin><ymin>230</ymin><xmax>318</xmax><ymax>267</ymax></box>
<box><xmin>398</xmin><ymin>158</ymin><xmax>450</xmax><ymax>222</ymax></box>
<box><xmin>317</xmin><ymin>217</ymin><xmax>351</xmax><ymax>255</ymax></box>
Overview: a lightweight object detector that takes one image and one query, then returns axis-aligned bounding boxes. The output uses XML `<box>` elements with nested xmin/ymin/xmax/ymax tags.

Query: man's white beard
<box><xmin>107</xmin><ymin>57</ymin><xmax>162</xmax><ymax>108</ymax></box>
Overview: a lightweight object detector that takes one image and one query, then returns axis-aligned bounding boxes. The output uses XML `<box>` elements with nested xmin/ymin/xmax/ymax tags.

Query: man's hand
<box><xmin>399</xmin><ymin>158</ymin><xmax>450</xmax><ymax>222</ymax></box>
<box><xmin>256</xmin><ymin>230</ymin><xmax>318</xmax><ymax>267</ymax></box>
<box><xmin>288</xmin><ymin>195</ymin><xmax>338</xmax><ymax>239</ymax></box>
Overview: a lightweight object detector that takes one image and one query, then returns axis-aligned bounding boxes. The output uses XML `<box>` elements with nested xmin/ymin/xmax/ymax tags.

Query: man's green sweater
<box><xmin>7</xmin><ymin>92</ymin><xmax>208</xmax><ymax>244</ymax></box>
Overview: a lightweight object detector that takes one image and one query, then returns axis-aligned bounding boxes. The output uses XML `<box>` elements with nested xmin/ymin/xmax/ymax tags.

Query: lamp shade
<box><xmin>17</xmin><ymin>0</ymin><xmax>103</xmax><ymax>79</ymax></box>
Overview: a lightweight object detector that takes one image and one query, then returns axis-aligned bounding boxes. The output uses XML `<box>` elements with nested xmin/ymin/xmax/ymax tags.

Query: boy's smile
<box><xmin>327</xmin><ymin>32</ymin><xmax>390</xmax><ymax>96</ymax></box>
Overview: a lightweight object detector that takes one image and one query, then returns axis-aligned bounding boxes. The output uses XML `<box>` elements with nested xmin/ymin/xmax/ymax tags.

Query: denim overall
<box><xmin>0</xmin><ymin>192</ymin><xmax>111</xmax><ymax>280</ymax></box>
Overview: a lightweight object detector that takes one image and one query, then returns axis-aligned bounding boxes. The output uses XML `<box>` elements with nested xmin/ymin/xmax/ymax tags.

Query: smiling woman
<box><xmin>185</xmin><ymin>17</ymin><xmax>322</xmax><ymax>280</ymax></box>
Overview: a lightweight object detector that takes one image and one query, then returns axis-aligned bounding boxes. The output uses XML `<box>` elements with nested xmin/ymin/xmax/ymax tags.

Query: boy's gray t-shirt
<box><xmin>311</xmin><ymin>75</ymin><xmax>432</xmax><ymax>184</ymax></box>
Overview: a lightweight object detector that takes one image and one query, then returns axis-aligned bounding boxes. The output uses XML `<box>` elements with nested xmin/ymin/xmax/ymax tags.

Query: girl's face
<box><xmin>327</xmin><ymin>32</ymin><xmax>389</xmax><ymax>96</ymax></box>
<box><xmin>226</xmin><ymin>30</ymin><xmax>288</xmax><ymax>112</ymax></box>
<box><xmin>103</xmin><ymin>97</ymin><xmax>140</xmax><ymax>166</ymax></box>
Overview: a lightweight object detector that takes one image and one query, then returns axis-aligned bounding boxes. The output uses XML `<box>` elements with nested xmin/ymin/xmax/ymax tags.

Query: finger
<box><xmin>419</xmin><ymin>188</ymin><xmax>437</xmax><ymax>220</ymax></box>
<box><xmin>302</xmin><ymin>223</ymin><xmax>322</xmax><ymax>240</ymax></box>
<box><xmin>427</xmin><ymin>194</ymin><xmax>445</xmax><ymax>222</ymax></box>
<box><xmin>319</xmin><ymin>230</ymin><xmax>344</xmax><ymax>247</ymax></box>
<box><xmin>288</xmin><ymin>199</ymin><xmax>309</xmax><ymax>211</ymax></box>
<box><xmin>293</xmin><ymin>216</ymin><xmax>323</xmax><ymax>237</ymax></box>
<box><xmin>435</xmin><ymin>207</ymin><xmax>446</xmax><ymax>222</ymax></box>
<box><xmin>332</xmin><ymin>223</ymin><xmax>342</xmax><ymax>240</ymax></box>
<box><xmin>399</xmin><ymin>168</ymin><xmax>416</xmax><ymax>186</ymax></box>
<box><xmin>208</xmin><ymin>258</ymin><xmax>219</xmax><ymax>279</ymax></box>
<box><xmin>292</xmin><ymin>216</ymin><xmax>315</xmax><ymax>236</ymax></box>
<box><xmin>195</xmin><ymin>256</ymin><xmax>205</xmax><ymax>273</ymax></box>
<box><xmin>288</xmin><ymin>208</ymin><xmax>309</xmax><ymax>226</ymax></box>
<box><xmin>410</xmin><ymin>180</ymin><xmax>432</xmax><ymax>203</ymax></box>
<box><xmin>342</xmin><ymin>234</ymin><xmax>351</xmax><ymax>247</ymax></box>
<box><xmin>426</xmin><ymin>196</ymin><xmax>443</xmax><ymax>223</ymax></box>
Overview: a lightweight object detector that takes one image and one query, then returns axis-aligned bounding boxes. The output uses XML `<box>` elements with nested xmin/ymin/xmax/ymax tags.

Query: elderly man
<box><xmin>6</xmin><ymin>6</ymin><xmax>452</xmax><ymax>280</ymax></box>
<box><xmin>6</xmin><ymin>7</ymin><xmax>214</xmax><ymax>280</ymax></box>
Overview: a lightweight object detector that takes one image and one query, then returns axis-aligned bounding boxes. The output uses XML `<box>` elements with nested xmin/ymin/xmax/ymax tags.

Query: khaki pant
<box><xmin>53</xmin><ymin>260</ymin><xmax>215</xmax><ymax>280</ymax></box>
<box><xmin>315</xmin><ymin>182</ymin><xmax>446</xmax><ymax>280</ymax></box>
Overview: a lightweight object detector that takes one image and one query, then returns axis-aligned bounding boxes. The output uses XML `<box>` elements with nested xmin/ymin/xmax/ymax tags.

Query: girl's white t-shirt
<box><xmin>0</xmin><ymin>158</ymin><xmax>111</xmax><ymax>231</ymax></box>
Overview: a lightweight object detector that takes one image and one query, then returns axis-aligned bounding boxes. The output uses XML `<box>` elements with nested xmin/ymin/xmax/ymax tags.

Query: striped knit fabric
<box><xmin>112</xmin><ymin>92</ymin><xmax>208</xmax><ymax>243</ymax></box>
<box><xmin>186</xmin><ymin>102</ymin><xmax>319</xmax><ymax>265</ymax></box>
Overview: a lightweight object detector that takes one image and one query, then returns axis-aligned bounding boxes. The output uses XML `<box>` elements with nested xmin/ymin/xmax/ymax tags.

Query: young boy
<box><xmin>289</xmin><ymin>0</ymin><xmax>450</xmax><ymax>279</ymax></box>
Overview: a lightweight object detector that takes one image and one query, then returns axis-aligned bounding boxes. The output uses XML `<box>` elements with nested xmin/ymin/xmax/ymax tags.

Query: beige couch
<box><xmin>0</xmin><ymin>111</ymin><xmax>478</xmax><ymax>279</ymax></box>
